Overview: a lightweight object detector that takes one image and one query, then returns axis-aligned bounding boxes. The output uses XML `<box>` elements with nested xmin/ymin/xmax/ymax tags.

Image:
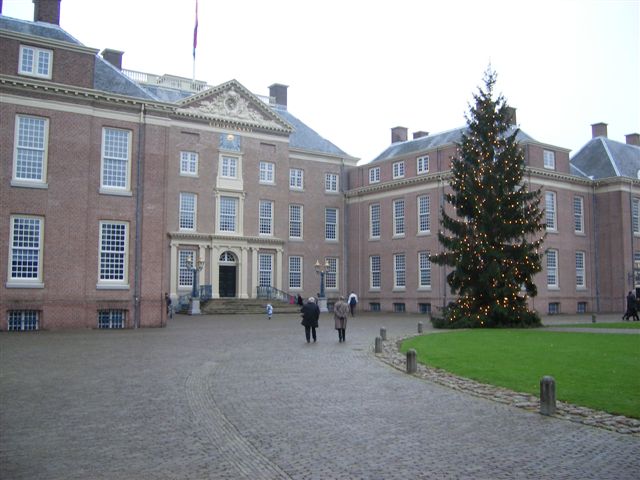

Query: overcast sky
<box><xmin>3</xmin><ymin>0</ymin><xmax>639</xmax><ymax>163</ymax></box>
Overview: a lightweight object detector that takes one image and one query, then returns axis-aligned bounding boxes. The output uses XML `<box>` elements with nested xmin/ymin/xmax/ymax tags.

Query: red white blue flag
<box><xmin>193</xmin><ymin>0</ymin><xmax>199</xmax><ymax>59</ymax></box>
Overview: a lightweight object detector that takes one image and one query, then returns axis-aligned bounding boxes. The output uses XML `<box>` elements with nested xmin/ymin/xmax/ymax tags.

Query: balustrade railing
<box><xmin>256</xmin><ymin>286</ymin><xmax>296</xmax><ymax>304</ymax></box>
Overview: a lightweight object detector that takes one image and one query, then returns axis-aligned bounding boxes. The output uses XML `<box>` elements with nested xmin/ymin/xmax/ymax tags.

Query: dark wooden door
<box><xmin>219</xmin><ymin>266</ymin><xmax>236</xmax><ymax>297</ymax></box>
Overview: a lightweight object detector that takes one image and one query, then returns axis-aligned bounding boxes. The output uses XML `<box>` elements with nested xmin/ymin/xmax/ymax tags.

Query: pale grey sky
<box><xmin>3</xmin><ymin>0</ymin><xmax>639</xmax><ymax>162</ymax></box>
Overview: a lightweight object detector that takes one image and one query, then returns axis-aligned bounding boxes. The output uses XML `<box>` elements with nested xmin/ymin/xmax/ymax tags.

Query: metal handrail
<box><xmin>256</xmin><ymin>286</ymin><xmax>296</xmax><ymax>304</ymax></box>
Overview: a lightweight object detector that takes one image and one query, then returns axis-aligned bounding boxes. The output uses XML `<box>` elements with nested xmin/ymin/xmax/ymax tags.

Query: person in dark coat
<box><xmin>333</xmin><ymin>296</ymin><xmax>350</xmax><ymax>342</ymax></box>
<box><xmin>297</xmin><ymin>294</ymin><xmax>304</xmax><ymax>307</ymax></box>
<box><xmin>300</xmin><ymin>297</ymin><xmax>320</xmax><ymax>343</ymax></box>
<box><xmin>624</xmin><ymin>291</ymin><xmax>639</xmax><ymax>321</ymax></box>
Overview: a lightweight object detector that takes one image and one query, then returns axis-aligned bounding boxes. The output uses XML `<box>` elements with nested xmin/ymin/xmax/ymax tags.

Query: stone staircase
<box><xmin>200</xmin><ymin>298</ymin><xmax>302</xmax><ymax>315</ymax></box>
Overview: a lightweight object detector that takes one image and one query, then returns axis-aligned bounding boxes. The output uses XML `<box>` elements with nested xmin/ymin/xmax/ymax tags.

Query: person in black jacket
<box><xmin>624</xmin><ymin>291</ymin><xmax>639</xmax><ymax>321</ymax></box>
<box><xmin>300</xmin><ymin>297</ymin><xmax>320</xmax><ymax>343</ymax></box>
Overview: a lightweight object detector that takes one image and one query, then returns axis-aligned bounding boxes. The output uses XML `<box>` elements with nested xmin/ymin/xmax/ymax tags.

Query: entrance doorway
<box><xmin>218</xmin><ymin>251</ymin><xmax>237</xmax><ymax>298</ymax></box>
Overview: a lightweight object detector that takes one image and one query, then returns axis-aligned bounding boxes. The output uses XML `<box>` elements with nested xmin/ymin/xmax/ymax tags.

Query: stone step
<box><xmin>200</xmin><ymin>299</ymin><xmax>302</xmax><ymax>315</ymax></box>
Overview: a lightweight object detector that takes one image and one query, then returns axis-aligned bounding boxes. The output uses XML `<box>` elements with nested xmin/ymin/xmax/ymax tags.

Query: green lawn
<box><xmin>400</xmin><ymin>330</ymin><xmax>640</xmax><ymax>418</ymax></box>
<box><xmin>553</xmin><ymin>322</ymin><xmax>640</xmax><ymax>329</ymax></box>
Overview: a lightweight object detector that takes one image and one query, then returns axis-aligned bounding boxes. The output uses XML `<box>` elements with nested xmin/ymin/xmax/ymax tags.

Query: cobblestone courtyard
<box><xmin>1</xmin><ymin>312</ymin><xmax>638</xmax><ymax>479</ymax></box>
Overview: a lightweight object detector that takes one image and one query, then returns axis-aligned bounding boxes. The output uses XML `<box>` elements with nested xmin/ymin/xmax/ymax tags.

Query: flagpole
<box><xmin>192</xmin><ymin>0</ymin><xmax>198</xmax><ymax>83</ymax></box>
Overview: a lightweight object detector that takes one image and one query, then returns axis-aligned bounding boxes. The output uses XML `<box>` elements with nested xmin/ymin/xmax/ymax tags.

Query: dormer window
<box><xmin>19</xmin><ymin>45</ymin><xmax>53</xmax><ymax>79</ymax></box>
<box><xmin>543</xmin><ymin>150</ymin><xmax>556</xmax><ymax>170</ymax></box>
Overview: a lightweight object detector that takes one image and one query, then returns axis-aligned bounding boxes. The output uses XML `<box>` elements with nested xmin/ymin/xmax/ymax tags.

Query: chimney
<box><xmin>505</xmin><ymin>106</ymin><xmax>517</xmax><ymax>126</ymax></box>
<box><xmin>413</xmin><ymin>131</ymin><xmax>429</xmax><ymax>140</ymax></box>
<box><xmin>391</xmin><ymin>126</ymin><xmax>408</xmax><ymax>143</ymax></box>
<box><xmin>591</xmin><ymin>122</ymin><xmax>608</xmax><ymax>139</ymax></box>
<box><xmin>626</xmin><ymin>133</ymin><xmax>640</xmax><ymax>146</ymax></box>
<box><xmin>101</xmin><ymin>49</ymin><xmax>124</xmax><ymax>70</ymax></box>
<box><xmin>33</xmin><ymin>0</ymin><xmax>61</xmax><ymax>25</ymax></box>
<box><xmin>269</xmin><ymin>83</ymin><xmax>288</xmax><ymax>109</ymax></box>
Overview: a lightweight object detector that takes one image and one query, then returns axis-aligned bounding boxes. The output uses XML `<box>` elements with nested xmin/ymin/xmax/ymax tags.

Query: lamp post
<box><xmin>186</xmin><ymin>254</ymin><xmax>205</xmax><ymax>315</ymax></box>
<box><xmin>314</xmin><ymin>259</ymin><xmax>330</xmax><ymax>313</ymax></box>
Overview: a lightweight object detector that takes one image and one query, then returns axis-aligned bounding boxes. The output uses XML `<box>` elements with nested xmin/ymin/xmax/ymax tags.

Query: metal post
<box><xmin>540</xmin><ymin>376</ymin><xmax>557</xmax><ymax>416</ymax></box>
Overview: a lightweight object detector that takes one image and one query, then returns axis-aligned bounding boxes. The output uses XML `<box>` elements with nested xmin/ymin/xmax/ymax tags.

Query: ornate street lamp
<box><xmin>314</xmin><ymin>259</ymin><xmax>330</xmax><ymax>312</ymax></box>
<box><xmin>186</xmin><ymin>254</ymin><xmax>205</xmax><ymax>315</ymax></box>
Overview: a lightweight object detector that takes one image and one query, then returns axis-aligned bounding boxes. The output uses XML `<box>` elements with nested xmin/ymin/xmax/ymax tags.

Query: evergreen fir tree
<box><xmin>431</xmin><ymin>69</ymin><xmax>545</xmax><ymax>328</ymax></box>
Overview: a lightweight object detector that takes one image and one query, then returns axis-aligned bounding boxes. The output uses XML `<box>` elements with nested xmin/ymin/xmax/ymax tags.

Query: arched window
<box><xmin>219</xmin><ymin>251</ymin><xmax>236</xmax><ymax>264</ymax></box>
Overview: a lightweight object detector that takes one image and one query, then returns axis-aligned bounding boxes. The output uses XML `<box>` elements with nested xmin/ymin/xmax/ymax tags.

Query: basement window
<box><xmin>98</xmin><ymin>310</ymin><xmax>126</xmax><ymax>329</ymax></box>
<box><xmin>8</xmin><ymin>310</ymin><xmax>39</xmax><ymax>331</ymax></box>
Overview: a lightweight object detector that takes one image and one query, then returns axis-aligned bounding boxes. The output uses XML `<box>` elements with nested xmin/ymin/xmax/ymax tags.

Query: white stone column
<box><xmin>240</xmin><ymin>246</ymin><xmax>249</xmax><ymax>298</ymax></box>
<box><xmin>169</xmin><ymin>242</ymin><xmax>178</xmax><ymax>301</ymax></box>
<box><xmin>251</xmin><ymin>247</ymin><xmax>259</xmax><ymax>299</ymax></box>
<box><xmin>211</xmin><ymin>245</ymin><xmax>220</xmax><ymax>299</ymax></box>
<box><xmin>198</xmin><ymin>245</ymin><xmax>206</xmax><ymax>289</ymax></box>
<box><xmin>275</xmin><ymin>248</ymin><xmax>283</xmax><ymax>291</ymax></box>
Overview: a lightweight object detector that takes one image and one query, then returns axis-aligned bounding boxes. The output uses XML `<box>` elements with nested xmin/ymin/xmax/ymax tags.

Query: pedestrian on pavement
<box><xmin>624</xmin><ymin>291</ymin><xmax>639</xmax><ymax>321</ymax></box>
<box><xmin>301</xmin><ymin>297</ymin><xmax>320</xmax><ymax>343</ymax></box>
<box><xmin>165</xmin><ymin>292</ymin><xmax>173</xmax><ymax>319</ymax></box>
<box><xmin>297</xmin><ymin>294</ymin><xmax>304</xmax><ymax>307</ymax></box>
<box><xmin>348</xmin><ymin>291</ymin><xmax>358</xmax><ymax>317</ymax></box>
<box><xmin>333</xmin><ymin>296</ymin><xmax>350</xmax><ymax>342</ymax></box>
<box><xmin>266</xmin><ymin>303</ymin><xmax>273</xmax><ymax>320</ymax></box>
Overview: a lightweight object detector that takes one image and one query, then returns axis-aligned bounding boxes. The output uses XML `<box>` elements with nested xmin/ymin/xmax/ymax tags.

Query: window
<box><xmin>547</xmin><ymin>249</ymin><xmax>558</xmax><ymax>287</ymax></box>
<box><xmin>179</xmin><ymin>193</ymin><xmax>196</xmax><ymax>230</ymax></box>
<box><xmin>19</xmin><ymin>45</ymin><xmax>52</xmax><ymax>78</ymax></box>
<box><xmin>370</xmin><ymin>302</ymin><xmax>381</xmax><ymax>312</ymax></box>
<box><xmin>180</xmin><ymin>151</ymin><xmax>198</xmax><ymax>176</ymax></box>
<box><xmin>259</xmin><ymin>254</ymin><xmax>273</xmax><ymax>287</ymax></box>
<box><xmin>393</xmin><ymin>161</ymin><xmax>405</xmax><ymax>179</ymax></box>
<box><xmin>9</xmin><ymin>215</ymin><xmax>43</xmax><ymax>285</ymax></box>
<box><xmin>325</xmin><ymin>257</ymin><xmax>338</xmax><ymax>289</ymax></box>
<box><xmin>418</xmin><ymin>195</ymin><xmax>430</xmax><ymax>233</ymax></box>
<box><xmin>289</xmin><ymin>204</ymin><xmax>303</xmax><ymax>239</ymax></box>
<box><xmin>419</xmin><ymin>303</ymin><xmax>431</xmax><ymax>314</ymax></box>
<box><xmin>289</xmin><ymin>168</ymin><xmax>304</xmax><ymax>190</ymax></box>
<box><xmin>576</xmin><ymin>251</ymin><xmax>586</xmax><ymax>288</ymax></box>
<box><xmin>259</xmin><ymin>200</ymin><xmax>273</xmax><ymax>235</ymax></box>
<box><xmin>369</xmin><ymin>167</ymin><xmax>380</xmax><ymax>184</ymax></box>
<box><xmin>219</xmin><ymin>196</ymin><xmax>237</xmax><ymax>232</ymax></box>
<box><xmin>574</xmin><ymin>196</ymin><xmax>584</xmax><ymax>233</ymax></box>
<box><xmin>99</xmin><ymin>221</ymin><xmax>128</xmax><ymax>285</ymax></box>
<box><xmin>543</xmin><ymin>150</ymin><xmax>556</xmax><ymax>169</ymax></box>
<box><xmin>179</xmin><ymin>251</ymin><xmax>194</xmax><ymax>288</ymax></box>
<box><xmin>394</xmin><ymin>253</ymin><xmax>406</xmax><ymax>288</ymax></box>
<box><xmin>289</xmin><ymin>256</ymin><xmax>302</xmax><ymax>289</ymax></box>
<box><xmin>393</xmin><ymin>199</ymin><xmax>405</xmax><ymax>236</ymax></box>
<box><xmin>393</xmin><ymin>303</ymin><xmax>406</xmax><ymax>313</ymax></box>
<box><xmin>259</xmin><ymin>161</ymin><xmax>275</xmax><ymax>184</ymax></box>
<box><xmin>633</xmin><ymin>198</ymin><xmax>640</xmax><ymax>234</ymax></box>
<box><xmin>417</xmin><ymin>155</ymin><xmax>429</xmax><ymax>174</ymax></box>
<box><xmin>101</xmin><ymin>128</ymin><xmax>131</xmax><ymax>191</ymax></box>
<box><xmin>419</xmin><ymin>251</ymin><xmax>431</xmax><ymax>288</ymax></box>
<box><xmin>577</xmin><ymin>302</ymin><xmax>587</xmax><ymax>313</ymax></box>
<box><xmin>8</xmin><ymin>310</ymin><xmax>39</xmax><ymax>331</ymax></box>
<box><xmin>548</xmin><ymin>302</ymin><xmax>560</xmax><ymax>315</ymax></box>
<box><xmin>370</xmin><ymin>204</ymin><xmax>380</xmax><ymax>239</ymax></box>
<box><xmin>545</xmin><ymin>191</ymin><xmax>557</xmax><ymax>231</ymax></box>
<box><xmin>325</xmin><ymin>173</ymin><xmax>339</xmax><ymax>192</ymax></box>
<box><xmin>370</xmin><ymin>255</ymin><xmax>381</xmax><ymax>289</ymax></box>
<box><xmin>221</xmin><ymin>156</ymin><xmax>238</xmax><ymax>178</ymax></box>
<box><xmin>325</xmin><ymin>208</ymin><xmax>338</xmax><ymax>240</ymax></box>
<box><xmin>13</xmin><ymin>115</ymin><xmax>48</xmax><ymax>185</ymax></box>
<box><xmin>98</xmin><ymin>310</ymin><xmax>125</xmax><ymax>329</ymax></box>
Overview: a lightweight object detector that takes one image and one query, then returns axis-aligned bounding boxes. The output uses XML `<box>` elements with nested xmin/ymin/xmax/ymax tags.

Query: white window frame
<box><xmin>418</xmin><ymin>251</ymin><xmax>431</xmax><ymax>288</ymax></box>
<box><xmin>325</xmin><ymin>257</ymin><xmax>338</xmax><ymax>290</ymax></box>
<box><xmin>259</xmin><ymin>161</ymin><xmax>275</xmax><ymax>184</ymax></box>
<box><xmin>417</xmin><ymin>155</ymin><xmax>429</xmax><ymax>174</ymax></box>
<box><xmin>289</xmin><ymin>204</ymin><xmax>303</xmax><ymax>239</ymax></box>
<box><xmin>98</xmin><ymin>310</ymin><xmax>125</xmax><ymax>329</ymax></box>
<box><xmin>418</xmin><ymin>195</ymin><xmax>430</xmax><ymax>234</ymax></box>
<box><xmin>633</xmin><ymin>198</ymin><xmax>640</xmax><ymax>234</ymax></box>
<box><xmin>576</xmin><ymin>251</ymin><xmax>586</xmax><ymax>288</ymax></box>
<box><xmin>259</xmin><ymin>253</ymin><xmax>273</xmax><ymax>287</ymax></box>
<box><xmin>100</xmin><ymin>127</ymin><xmax>131</xmax><ymax>193</ymax></box>
<box><xmin>370</xmin><ymin>255</ymin><xmax>381</xmax><ymax>290</ymax></box>
<box><xmin>369</xmin><ymin>167</ymin><xmax>380</xmax><ymax>184</ymax></box>
<box><xmin>325</xmin><ymin>173</ymin><xmax>339</xmax><ymax>193</ymax></box>
<box><xmin>393</xmin><ymin>199</ymin><xmax>405</xmax><ymax>237</ymax></box>
<box><xmin>370</xmin><ymin>203</ymin><xmax>381</xmax><ymax>239</ymax></box>
<box><xmin>98</xmin><ymin>221</ymin><xmax>129</xmax><ymax>288</ymax></box>
<box><xmin>545</xmin><ymin>191</ymin><xmax>557</xmax><ymax>231</ymax></box>
<box><xmin>19</xmin><ymin>45</ymin><xmax>52</xmax><ymax>79</ymax></box>
<box><xmin>8</xmin><ymin>215</ymin><xmax>44</xmax><ymax>287</ymax></box>
<box><xmin>325</xmin><ymin>208</ymin><xmax>338</xmax><ymax>241</ymax></box>
<box><xmin>259</xmin><ymin>200</ymin><xmax>273</xmax><ymax>236</ymax></box>
<box><xmin>289</xmin><ymin>256</ymin><xmax>303</xmax><ymax>289</ymax></box>
<box><xmin>179</xmin><ymin>192</ymin><xmax>197</xmax><ymax>231</ymax></box>
<box><xmin>394</xmin><ymin>253</ymin><xmax>406</xmax><ymax>289</ymax></box>
<box><xmin>178</xmin><ymin>250</ymin><xmax>195</xmax><ymax>288</ymax></box>
<box><xmin>543</xmin><ymin>150</ymin><xmax>556</xmax><ymax>170</ymax></box>
<box><xmin>573</xmin><ymin>196</ymin><xmax>584</xmax><ymax>234</ymax></box>
<box><xmin>13</xmin><ymin>115</ymin><xmax>49</xmax><ymax>187</ymax></box>
<box><xmin>220</xmin><ymin>155</ymin><xmax>238</xmax><ymax>179</ymax></box>
<box><xmin>8</xmin><ymin>310</ymin><xmax>40</xmax><ymax>331</ymax></box>
<box><xmin>180</xmin><ymin>151</ymin><xmax>198</xmax><ymax>176</ymax></box>
<box><xmin>218</xmin><ymin>196</ymin><xmax>238</xmax><ymax>233</ymax></box>
<box><xmin>289</xmin><ymin>168</ymin><xmax>304</xmax><ymax>190</ymax></box>
<box><xmin>547</xmin><ymin>249</ymin><xmax>558</xmax><ymax>288</ymax></box>
<box><xmin>392</xmin><ymin>161</ymin><xmax>405</xmax><ymax>179</ymax></box>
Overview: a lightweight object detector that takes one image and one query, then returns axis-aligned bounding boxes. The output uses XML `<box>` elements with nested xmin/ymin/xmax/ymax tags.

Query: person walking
<box><xmin>624</xmin><ymin>291</ymin><xmax>639</xmax><ymax>321</ymax></box>
<box><xmin>333</xmin><ymin>296</ymin><xmax>350</xmax><ymax>342</ymax></box>
<box><xmin>300</xmin><ymin>297</ymin><xmax>320</xmax><ymax>343</ymax></box>
<box><xmin>297</xmin><ymin>294</ymin><xmax>304</xmax><ymax>307</ymax></box>
<box><xmin>164</xmin><ymin>292</ymin><xmax>173</xmax><ymax>319</ymax></box>
<box><xmin>266</xmin><ymin>303</ymin><xmax>273</xmax><ymax>320</ymax></box>
<box><xmin>347</xmin><ymin>291</ymin><xmax>358</xmax><ymax>317</ymax></box>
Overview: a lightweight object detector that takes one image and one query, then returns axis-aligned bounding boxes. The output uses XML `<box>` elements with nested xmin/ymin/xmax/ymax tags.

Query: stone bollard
<box><xmin>406</xmin><ymin>348</ymin><xmax>417</xmax><ymax>374</ymax></box>
<box><xmin>380</xmin><ymin>327</ymin><xmax>387</xmax><ymax>341</ymax></box>
<box><xmin>540</xmin><ymin>376</ymin><xmax>557</xmax><ymax>416</ymax></box>
<box><xmin>592</xmin><ymin>314</ymin><xmax>596</xmax><ymax>323</ymax></box>
<box><xmin>417</xmin><ymin>321</ymin><xmax>423</xmax><ymax>333</ymax></box>
<box><xmin>374</xmin><ymin>336</ymin><xmax>382</xmax><ymax>354</ymax></box>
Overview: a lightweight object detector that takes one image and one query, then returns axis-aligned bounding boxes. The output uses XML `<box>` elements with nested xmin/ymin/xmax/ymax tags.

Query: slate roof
<box><xmin>369</xmin><ymin>126</ymin><xmax>536</xmax><ymax>163</ymax></box>
<box><xmin>570</xmin><ymin>137</ymin><xmax>640</xmax><ymax>180</ymax></box>
<box><xmin>0</xmin><ymin>15</ymin><xmax>80</xmax><ymax>44</ymax></box>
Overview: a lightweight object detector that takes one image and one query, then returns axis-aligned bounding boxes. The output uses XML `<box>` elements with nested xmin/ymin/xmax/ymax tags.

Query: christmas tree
<box><xmin>431</xmin><ymin>69</ymin><xmax>545</xmax><ymax>328</ymax></box>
